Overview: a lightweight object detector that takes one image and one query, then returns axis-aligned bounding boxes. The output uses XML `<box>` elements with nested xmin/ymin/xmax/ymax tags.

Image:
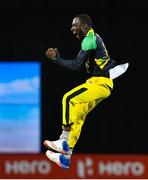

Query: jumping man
<box><xmin>44</xmin><ymin>13</ymin><xmax>129</xmax><ymax>169</ymax></box>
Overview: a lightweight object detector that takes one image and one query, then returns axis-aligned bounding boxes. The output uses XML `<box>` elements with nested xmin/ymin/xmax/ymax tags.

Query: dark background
<box><xmin>0</xmin><ymin>1</ymin><xmax>147</xmax><ymax>154</ymax></box>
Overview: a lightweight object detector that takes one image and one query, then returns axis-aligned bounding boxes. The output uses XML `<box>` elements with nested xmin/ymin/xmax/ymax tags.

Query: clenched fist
<box><xmin>46</xmin><ymin>48</ymin><xmax>58</xmax><ymax>60</ymax></box>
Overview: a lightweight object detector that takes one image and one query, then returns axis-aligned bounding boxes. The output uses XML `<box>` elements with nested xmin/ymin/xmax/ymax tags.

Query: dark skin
<box><xmin>45</xmin><ymin>17</ymin><xmax>91</xmax><ymax>133</ymax></box>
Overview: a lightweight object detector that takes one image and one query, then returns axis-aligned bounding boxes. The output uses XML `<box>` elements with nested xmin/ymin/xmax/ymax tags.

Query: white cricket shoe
<box><xmin>46</xmin><ymin>150</ymin><xmax>70</xmax><ymax>169</ymax></box>
<box><xmin>43</xmin><ymin>139</ymin><xmax>69</xmax><ymax>154</ymax></box>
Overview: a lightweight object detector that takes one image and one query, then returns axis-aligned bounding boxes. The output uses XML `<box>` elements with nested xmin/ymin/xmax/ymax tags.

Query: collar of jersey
<box><xmin>86</xmin><ymin>28</ymin><xmax>94</xmax><ymax>36</ymax></box>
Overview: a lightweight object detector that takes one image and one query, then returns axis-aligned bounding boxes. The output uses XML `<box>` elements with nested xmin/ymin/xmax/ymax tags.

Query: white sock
<box><xmin>65</xmin><ymin>148</ymin><xmax>73</xmax><ymax>158</ymax></box>
<box><xmin>60</xmin><ymin>130</ymin><xmax>70</xmax><ymax>141</ymax></box>
<box><xmin>68</xmin><ymin>148</ymin><xmax>73</xmax><ymax>155</ymax></box>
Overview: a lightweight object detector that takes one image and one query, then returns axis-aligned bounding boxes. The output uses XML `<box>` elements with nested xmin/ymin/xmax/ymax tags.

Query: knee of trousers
<box><xmin>62</xmin><ymin>92</ymin><xmax>76</xmax><ymax>105</ymax></box>
<box><xmin>62</xmin><ymin>92</ymin><xmax>68</xmax><ymax>104</ymax></box>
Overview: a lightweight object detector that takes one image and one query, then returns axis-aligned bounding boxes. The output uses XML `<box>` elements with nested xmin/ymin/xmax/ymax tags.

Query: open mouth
<box><xmin>73</xmin><ymin>31</ymin><xmax>79</xmax><ymax>39</ymax></box>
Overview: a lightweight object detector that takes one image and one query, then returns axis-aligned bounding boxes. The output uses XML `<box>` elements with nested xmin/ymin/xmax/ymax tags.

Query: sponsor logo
<box><xmin>99</xmin><ymin>161</ymin><xmax>144</xmax><ymax>176</ymax></box>
<box><xmin>77</xmin><ymin>157</ymin><xmax>94</xmax><ymax>178</ymax></box>
<box><xmin>77</xmin><ymin>158</ymin><xmax>144</xmax><ymax>178</ymax></box>
<box><xmin>5</xmin><ymin>160</ymin><xmax>51</xmax><ymax>175</ymax></box>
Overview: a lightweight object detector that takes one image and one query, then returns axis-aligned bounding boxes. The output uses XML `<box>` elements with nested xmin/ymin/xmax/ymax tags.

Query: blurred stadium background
<box><xmin>0</xmin><ymin>0</ymin><xmax>147</xmax><ymax>178</ymax></box>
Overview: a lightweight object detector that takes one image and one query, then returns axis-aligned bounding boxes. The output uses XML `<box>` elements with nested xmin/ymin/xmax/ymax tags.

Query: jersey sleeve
<box><xmin>53</xmin><ymin>50</ymin><xmax>89</xmax><ymax>71</ymax></box>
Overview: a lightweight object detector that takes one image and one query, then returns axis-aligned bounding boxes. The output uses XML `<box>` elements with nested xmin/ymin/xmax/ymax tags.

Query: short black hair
<box><xmin>75</xmin><ymin>14</ymin><xmax>93</xmax><ymax>27</ymax></box>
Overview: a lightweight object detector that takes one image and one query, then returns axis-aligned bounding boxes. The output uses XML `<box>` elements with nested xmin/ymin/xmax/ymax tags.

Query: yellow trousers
<box><xmin>62</xmin><ymin>76</ymin><xmax>113</xmax><ymax>149</ymax></box>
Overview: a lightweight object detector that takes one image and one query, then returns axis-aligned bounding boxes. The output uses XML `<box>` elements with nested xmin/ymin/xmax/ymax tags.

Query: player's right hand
<box><xmin>46</xmin><ymin>48</ymin><xmax>57</xmax><ymax>60</ymax></box>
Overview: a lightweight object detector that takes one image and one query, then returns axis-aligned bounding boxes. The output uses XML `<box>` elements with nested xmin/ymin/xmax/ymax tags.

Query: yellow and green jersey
<box><xmin>55</xmin><ymin>28</ymin><xmax>116</xmax><ymax>77</ymax></box>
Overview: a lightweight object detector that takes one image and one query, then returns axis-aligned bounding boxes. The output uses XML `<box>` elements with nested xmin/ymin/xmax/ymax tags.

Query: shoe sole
<box><xmin>44</xmin><ymin>140</ymin><xmax>67</xmax><ymax>154</ymax></box>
